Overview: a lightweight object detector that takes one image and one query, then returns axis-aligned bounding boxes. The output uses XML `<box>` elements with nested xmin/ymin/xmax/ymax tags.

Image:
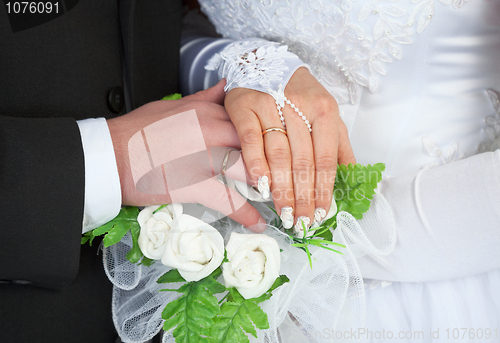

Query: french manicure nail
<box><xmin>280</xmin><ymin>206</ymin><xmax>294</xmax><ymax>229</ymax></box>
<box><xmin>294</xmin><ymin>216</ymin><xmax>311</xmax><ymax>235</ymax></box>
<box><xmin>258</xmin><ymin>176</ymin><xmax>270</xmax><ymax>199</ymax></box>
<box><xmin>314</xmin><ymin>208</ymin><xmax>327</xmax><ymax>223</ymax></box>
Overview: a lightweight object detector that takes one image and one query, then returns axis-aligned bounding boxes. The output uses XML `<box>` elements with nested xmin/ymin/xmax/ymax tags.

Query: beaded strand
<box><xmin>275</xmin><ymin>97</ymin><xmax>312</xmax><ymax>132</ymax></box>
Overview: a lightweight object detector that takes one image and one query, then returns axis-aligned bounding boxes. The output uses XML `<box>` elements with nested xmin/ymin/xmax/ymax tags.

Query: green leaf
<box><xmin>267</xmin><ymin>206</ymin><xmax>279</xmax><ymax>217</ymax></box>
<box><xmin>103</xmin><ymin>220</ymin><xmax>131</xmax><ymax>247</ymax></box>
<box><xmin>207</xmin><ymin>266</ymin><xmax>223</xmax><ymax>281</ymax></box>
<box><xmin>260</xmin><ymin>275</ymin><xmax>289</xmax><ymax>296</ymax></box>
<box><xmin>81</xmin><ymin>206</ymin><xmax>141</xmax><ymax>256</ymax></box>
<box><xmin>349</xmin><ymin>199</ymin><xmax>370</xmax><ymax>214</ymax></box>
<box><xmin>351</xmin><ymin>212</ymin><xmax>363</xmax><ymax>220</ymax></box>
<box><xmin>373</xmin><ymin>162</ymin><xmax>386</xmax><ymax>172</ymax></box>
<box><xmin>211</xmin><ymin>276</ymin><xmax>289</xmax><ymax>342</ymax></box>
<box><xmin>141</xmin><ymin>257</ymin><xmax>155</xmax><ymax>267</ymax></box>
<box><xmin>158</xmin><ymin>269</ymin><xmax>187</xmax><ymax>284</ymax></box>
<box><xmin>267</xmin><ymin>206</ymin><xmax>283</xmax><ymax>230</ymax></box>
<box><xmin>336</xmin><ymin>200</ymin><xmax>348</xmax><ymax>213</ymax></box>
<box><xmin>125</xmin><ymin>216</ymin><xmax>143</xmax><ymax>263</ymax></box>
<box><xmin>305</xmin><ymin>246</ymin><xmax>313</xmax><ymax>269</ymax></box>
<box><xmin>99</xmin><ymin>207</ymin><xmax>140</xmax><ymax>247</ymax></box>
<box><xmin>243</xmin><ymin>300</ymin><xmax>269</xmax><ymax>329</ymax></box>
<box><xmin>357</xmin><ymin>183</ymin><xmax>376</xmax><ymax>200</ymax></box>
<box><xmin>331</xmin><ymin>163</ymin><xmax>385</xmax><ymax>223</ymax></box>
<box><xmin>162</xmin><ymin>93</ymin><xmax>182</xmax><ymax>100</ymax></box>
<box><xmin>153</xmin><ymin>204</ymin><xmax>169</xmax><ymax>214</ymax></box>
<box><xmin>315</xmin><ymin>227</ymin><xmax>333</xmax><ymax>241</ymax></box>
<box><xmin>81</xmin><ymin>234</ymin><xmax>90</xmax><ymax>245</ymax></box>
<box><xmin>308</xmin><ymin>239</ymin><xmax>344</xmax><ymax>247</ymax></box>
<box><xmin>313</xmin><ymin>221</ymin><xmax>335</xmax><ymax>239</ymax></box>
<box><xmin>161</xmin><ymin>273</ymin><xmax>224</xmax><ymax>342</ymax></box>
<box><xmin>202</xmin><ymin>275</ymin><xmax>226</xmax><ymax>295</ymax></box>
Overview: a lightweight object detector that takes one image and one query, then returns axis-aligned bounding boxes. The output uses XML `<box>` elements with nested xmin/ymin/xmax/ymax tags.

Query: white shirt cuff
<box><xmin>76</xmin><ymin>118</ymin><xmax>121</xmax><ymax>234</ymax></box>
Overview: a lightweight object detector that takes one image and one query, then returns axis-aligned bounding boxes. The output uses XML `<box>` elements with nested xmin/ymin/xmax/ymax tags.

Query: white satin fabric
<box><xmin>193</xmin><ymin>0</ymin><xmax>500</xmax><ymax>341</ymax></box>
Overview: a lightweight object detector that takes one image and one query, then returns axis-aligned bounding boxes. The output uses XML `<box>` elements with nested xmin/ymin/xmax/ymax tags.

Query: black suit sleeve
<box><xmin>0</xmin><ymin>115</ymin><xmax>85</xmax><ymax>289</ymax></box>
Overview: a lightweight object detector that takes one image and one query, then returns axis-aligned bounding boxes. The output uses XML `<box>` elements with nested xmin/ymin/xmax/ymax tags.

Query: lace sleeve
<box><xmin>205</xmin><ymin>38</ymin><xmax>309</xmax><ymax>105</ymax></box>
<box><xmin>179</xmin><ymin>34</ymin><xmax>308</xmax><ymax>102</ymax></box>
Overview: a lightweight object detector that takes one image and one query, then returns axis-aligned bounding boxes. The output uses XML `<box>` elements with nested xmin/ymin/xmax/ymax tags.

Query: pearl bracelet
<box><xmin>275</xmin><ymin>96</ymin><xmax>312</xmax><ymax>132</ymax></box>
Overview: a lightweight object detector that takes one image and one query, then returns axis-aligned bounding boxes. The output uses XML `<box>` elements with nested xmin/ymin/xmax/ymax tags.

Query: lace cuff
<box><xmin>205</xmin><ymin>38</ymin><xmax>309</xmax><ymax>106</ymax></box>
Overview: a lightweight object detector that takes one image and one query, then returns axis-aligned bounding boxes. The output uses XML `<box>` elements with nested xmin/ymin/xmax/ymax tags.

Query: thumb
<box><xmin>184</xmin><ymin>79</ymin><xmax>227</xmax><ymax>105</ymax></box>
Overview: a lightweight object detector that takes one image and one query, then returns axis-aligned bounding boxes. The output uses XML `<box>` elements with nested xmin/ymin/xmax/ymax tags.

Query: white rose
<box><xmin>161</xmin><ymin>214</ymin><xmax>224</xmax><ymax>282</ymax></box>
<box><xmin>222</xmin><ymin>233</ymin><xmax>281</xmax><ymax>299</ymax></box>
<box><xmin>138</xmin><ymin>203</ymin><xmax>183</xmax><ymax>260</ymax></box>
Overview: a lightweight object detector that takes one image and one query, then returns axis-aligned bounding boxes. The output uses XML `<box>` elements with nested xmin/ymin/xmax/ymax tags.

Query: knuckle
<box><xmin>267</xmin><ymin>147</ymin><xmax>291</xmax><ymax>167</ymax></box>
<box><xmin>294</xmin><ymin>196</ymin><xmax>313</xmax><ymax>209</ymax></box>
<box><xmin>315</xmin><ymin>155</ymin><xmax>337</xmax><ymax>171</ymax></box>
<box><xmin>240</xmin><ymin>129</ymin><xmax>262</xmax><ymax>146</ymax></box>
<box><xmin>292</xmin><ymin>155</ymin><xmax>315</xmax><ymax>173</ymax></box>
<box><xmin>316</xmin><ymin>95</ymin><xmax>331</xmax><ymax>109</ymax></box>
<box><xmin>315</xmin><ymin>95</ymin><xmax>334</xmax><ymax>112</ymax></box>
<box><xmin>313</xmin><ymin>96</ymin><xmax>338</xmax><ymax>121</ymax></box>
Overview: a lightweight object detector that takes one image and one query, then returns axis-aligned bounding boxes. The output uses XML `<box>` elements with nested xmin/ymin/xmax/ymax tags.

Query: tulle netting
<box><xmin>103</xmin><ymin>193</ymin><xmax>396</xmax><ymax>343</ymax></box>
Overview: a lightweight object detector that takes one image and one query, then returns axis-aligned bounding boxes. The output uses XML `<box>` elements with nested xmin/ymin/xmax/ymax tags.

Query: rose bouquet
<box><xmin>83</xmin><ymin>162</ymin><xmax>394</xmax><ymax>343</ymax></box>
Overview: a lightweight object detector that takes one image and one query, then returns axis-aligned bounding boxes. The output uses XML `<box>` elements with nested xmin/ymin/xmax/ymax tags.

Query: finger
<box><xmin>262</xmin><ymin>126</ymin><xmax>295</xmax><ymax>229</ymax></box>
<box><xmin>311</xmin><ymin>112</ymin><xmax>337</xmax><ymax>225</ymax></box>
<box><xmin>190</xmin><ymin>178</ymin><xmax>266</xmax><ymax>231</ymax></box>
<box><xmin>247</xmin><ymin>93</ymin><xmax>295</xmax><ymax>229</ymax></box>
<box><xmin>283</xmin><ymin>104</ymin><xmax>315</xmax><ymax>234</ymax></box>
<box><xmin>199</xmin><ymin>118</ymin><xmax>241</xmax><ymax>149</ymax></box>
<box><xmin>208</xmin><ymin>147</ymin><xmax>252</xmax><ymax>184</ymax></box>
<box><xmin>225</xmin><ymin>92</ymin><xmax>270</xmax><ymax>192</ymax></box>
<box><xmin>184</xmin><ymin>79</ymin><xmax>227</xmax><ymax>105</ymax></box>
<box><xmin>208</xmin><ymin>147</ymin><xmax>270</xmax><ymax>204</ymax></box>
<box><xmin>337</xmin><ymin>119</ymin><xmax>356</xmax><ymax>166</ymax></box>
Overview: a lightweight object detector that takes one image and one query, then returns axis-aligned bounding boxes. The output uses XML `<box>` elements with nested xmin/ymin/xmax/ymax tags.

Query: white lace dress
<box><xmin>189</xmin><ymin>0</ymin><xmax>500</xmax><ymax>342</ymax></box>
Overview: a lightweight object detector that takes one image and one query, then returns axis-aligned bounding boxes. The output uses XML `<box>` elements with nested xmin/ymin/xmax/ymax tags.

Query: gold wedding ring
<box><xmin>221</xmin><ymin>148</ymin><xmax>234</xmax><ymax>177</ymax></box>
<box><xmin>262</xmin><ymin>127</ymin><xmax>287</xmax><ymax>136</ymax></box>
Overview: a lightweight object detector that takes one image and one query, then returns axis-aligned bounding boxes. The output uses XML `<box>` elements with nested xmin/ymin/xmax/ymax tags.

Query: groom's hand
<box><xmin>107</xmin><ymin>80</ymin><xmax>265</xmax><ymax>231</ymax></box>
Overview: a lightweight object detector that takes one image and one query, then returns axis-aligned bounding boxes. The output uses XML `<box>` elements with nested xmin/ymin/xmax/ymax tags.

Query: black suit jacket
<box><xmin>0</xmin><ymin>1</ymin><xmax>181</xmax><ymax>341</ymax></box>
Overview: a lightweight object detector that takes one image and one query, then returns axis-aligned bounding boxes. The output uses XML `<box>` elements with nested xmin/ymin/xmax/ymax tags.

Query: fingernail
<box><xmin>294</xmin><ymin>216</ymin><xmax>311</xmax><ymax>235</ymax></box>
<box><xmin>314</xmin><ymin>208</ymin><xmax>327</xmax><ymax>223</ymax></box>
<box><xmin>258</xmin><ymin>176</ymin><xmax>270</xmax><ymax>199</ymax></box>
<box><xmin>280</xmin><ymin>206</ymin><xmax>294</xmax><ymax>229</ymax></box>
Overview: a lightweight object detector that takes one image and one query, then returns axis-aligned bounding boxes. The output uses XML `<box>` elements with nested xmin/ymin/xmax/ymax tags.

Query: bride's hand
<box><xmin>225</xmin><ymin>67</ymin><xmax>356</xmax><ymax>230</ymax></box>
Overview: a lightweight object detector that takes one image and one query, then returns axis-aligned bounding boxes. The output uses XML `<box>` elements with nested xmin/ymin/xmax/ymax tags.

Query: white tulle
<box><xmin>103</xmin><ymin>194</ymin><xmax>395</xmax><ymax>343</ymax></box>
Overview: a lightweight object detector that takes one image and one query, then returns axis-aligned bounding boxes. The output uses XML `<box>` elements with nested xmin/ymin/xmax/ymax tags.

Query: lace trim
<box><xmin>422</xmin><ymin>134</ymin><xmax>465</xmax><ymax>168</ymax></box>
<box><xmin>199</xmin><ymin>0</ymin><xmax>471</xmax><ymax>104</ymax></box>
<box><xmin>478</xmin><ymin>89</ymin><xmax>500</xmax><ymax>153</ymax></box>
<box><xmin>206</xmin><ymin>39</ymin><xmax>307</xmax><ymax>104</ymax></box>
